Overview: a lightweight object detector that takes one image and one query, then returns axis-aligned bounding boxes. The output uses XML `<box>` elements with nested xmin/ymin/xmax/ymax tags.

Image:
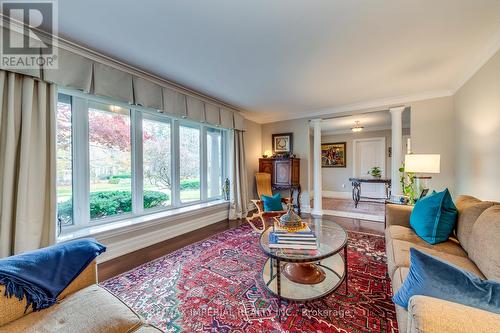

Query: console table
<box><xmin>348</xmin><ymin>177</ymin><xmax>391</xmax><ymax>208</ymax></box>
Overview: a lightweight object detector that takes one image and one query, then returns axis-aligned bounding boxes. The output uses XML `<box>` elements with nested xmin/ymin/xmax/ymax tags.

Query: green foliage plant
<box><xmin>399</xmin><ymin>163</ymin><xmax>416</xmax><ymax>204</ymax></box>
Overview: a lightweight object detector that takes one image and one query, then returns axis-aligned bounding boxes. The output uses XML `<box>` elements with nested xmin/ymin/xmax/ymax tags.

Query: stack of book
<box><xmin>268</xmin><ymin>224</ymin><xmax>318</xmax><ymax>250</ymax></box>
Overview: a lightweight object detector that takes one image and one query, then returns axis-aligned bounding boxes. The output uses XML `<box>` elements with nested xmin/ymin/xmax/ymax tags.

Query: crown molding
<box><xmin>251</xmin><ymin>89</ymin><xmax>453</xmax><ymax>124</ymax></box>
<box><xmin>321</xmin><ymin>125</ymin><xmax>391</xmax><ymax>136</ymax></box>
<box><xmin>0</xmin><ymin>14</ymin><xmax>244</xmax><ymax>113</ymax></box>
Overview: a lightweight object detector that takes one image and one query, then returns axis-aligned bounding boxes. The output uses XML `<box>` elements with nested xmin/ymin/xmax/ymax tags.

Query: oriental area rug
<box><xmin>101</xmin><ymin>224</ymin><xmax>398</xmax><ymax>333</ymax></box>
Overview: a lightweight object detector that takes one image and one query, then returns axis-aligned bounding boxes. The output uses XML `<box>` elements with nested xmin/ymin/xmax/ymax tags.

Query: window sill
<box><xmin>58</xmin><ymin>200</ymin><xmax>229</xmax><ymax>242</ymax></box>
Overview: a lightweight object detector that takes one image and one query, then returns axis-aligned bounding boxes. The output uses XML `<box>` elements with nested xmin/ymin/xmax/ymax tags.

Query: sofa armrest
<box><xmin>385</xmin><ymin>204</ymin><xmax>413</xmax><ymax>228</ymax></box>
<box><xmin>407</xmin><ymin>295</ymin><xmax>500</xmax><ymax>333</ymax></box>
<box><xmin>0</xmin><ymin>260</ymin><xmax>97</xmax><ymax>327</ymax></box>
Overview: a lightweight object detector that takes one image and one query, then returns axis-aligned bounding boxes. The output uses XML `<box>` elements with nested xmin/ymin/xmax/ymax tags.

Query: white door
<box><xmin>353</xmin><ymin>138</ymin><xmax>386</xmax><ymax>198</ymax></box>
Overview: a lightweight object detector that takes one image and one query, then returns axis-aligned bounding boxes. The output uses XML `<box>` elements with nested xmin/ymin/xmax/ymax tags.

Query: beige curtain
<box><xmin>0</xmin><ymin>70</ymin><xmax>57</xmax><ymax>257</ymax></box>
<box><xmin>229</xmin><ymin>130</ymin><xmax>249</xmax><ymax>219</ymax></box>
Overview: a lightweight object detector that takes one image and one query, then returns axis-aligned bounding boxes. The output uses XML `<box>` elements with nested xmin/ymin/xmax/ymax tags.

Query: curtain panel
<box><xmin>229</xmin><ymin>130</ymin><xmax>249</xmax><ymax>220</ymax></box>
<box><xmin>0</xmin><ymin>70</ymin><xmax>57</xmax><ymax>257</ymax></box>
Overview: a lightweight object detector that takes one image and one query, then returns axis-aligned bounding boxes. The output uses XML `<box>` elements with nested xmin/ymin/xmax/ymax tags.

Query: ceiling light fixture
<box><xmin>351</xmin><ymin>121</ymin><xmax>364</xmax><ymax>132</ymax></box>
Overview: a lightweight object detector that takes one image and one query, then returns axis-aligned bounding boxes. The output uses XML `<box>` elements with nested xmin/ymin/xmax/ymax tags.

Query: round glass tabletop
<box><xmin>259</xmin><ymin>218</ymin><xmax>348</xmax><ymax>262</ymax></box>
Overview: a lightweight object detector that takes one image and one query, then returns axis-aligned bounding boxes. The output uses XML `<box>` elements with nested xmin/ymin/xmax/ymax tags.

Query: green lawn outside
<box><xmin>57</xmin><ymin>183</ymin><xmax>200</xmax><ymax>203</ymax></box>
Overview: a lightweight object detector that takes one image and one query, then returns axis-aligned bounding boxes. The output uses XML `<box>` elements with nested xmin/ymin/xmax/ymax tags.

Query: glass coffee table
<box><xmin>259</xmin><ymin>218</ymin><xmax>348</xmax><ymax>301</ymax></box>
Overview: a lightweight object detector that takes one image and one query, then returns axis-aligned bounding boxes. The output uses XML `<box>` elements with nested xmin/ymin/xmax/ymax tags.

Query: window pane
<box><xmin>143</xmin><ymin>118</ymin><xmax>171</xmax><ymax>209</ymax></box>
<box><xmin>88</xmin><ymin>103</ymin><xmax>131</xmax><ymax>220</ymax></box>
<box><xmin>56</xmin><ymin>94</ymin><xmax>73</xmax><ymax>226</ymax></box>
<box><xmin>179</xmin><ymin>125</ymin><xmax>200</xmax><ymax>202</ymax></box>
<box><xmin>207</xmin><ymin>128</ymin><xmax>223</xmax><ymax>198</ymax></box>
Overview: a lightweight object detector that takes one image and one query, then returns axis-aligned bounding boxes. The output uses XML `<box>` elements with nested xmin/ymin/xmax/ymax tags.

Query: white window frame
<box><xmin>57</xmin><ymin>88</ymin><xmax>228</xmax><ymax>234</ymax></box>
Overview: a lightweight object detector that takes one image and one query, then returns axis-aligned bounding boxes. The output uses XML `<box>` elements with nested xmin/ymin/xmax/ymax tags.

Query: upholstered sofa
<box><xmin>385</xmin><ymin>195</ymin><xmax>500</xmax><ymax>333</ymax></box>
<box><xmin>0</xmin><ymin>260</ymin><xmax>162</xmax><ymax>333</ymax></box>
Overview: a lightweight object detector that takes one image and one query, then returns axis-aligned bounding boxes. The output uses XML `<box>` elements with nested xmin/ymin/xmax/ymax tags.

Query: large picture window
<box><xmin>56</xmin><ymin>91</ymin><xmax>227</xmax><ymax>233</ymax></box>
<box><xmin>179</xmin><ymin>125</ymin><xmax>200</xmax><ymax>203</ymax></box>
<box><xmin>88</xmin><ymin>103</ymin><xmax>132</xmax><ymax>220</ymax></box>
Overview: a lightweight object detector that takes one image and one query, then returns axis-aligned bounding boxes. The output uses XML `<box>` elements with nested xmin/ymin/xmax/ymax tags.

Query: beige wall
<box><xmin>251</xmin><ymin>49</ymin><xmax>500</xmax><ymax>202</ymax></box>
<box><xmin>454</xmin><ymin>49</ymin><xmax>500</xmax><ymax>201</ymax></box>
<box><xmin>261</xmin><ymin>118</ymin><xmax>311</xmax><ymax>205</ymax></box>
<box><xmin>244</xmin><ymin>119</ymin><xmax>262</xmax><ymax>199</ymax></box>
<box><xmin>321</xmin><ymin>129</ymin><xmax>393</xmax><ymax>193</ymax></box>
<box><xmin>258</xmin><ymin>97</ymin><xmax>456</xmax><ymax>203</ymax></box>
<box><xmin>409</xmin><ymin>96</ymin><xmax>455</xmax><ymax>195</ymax></box>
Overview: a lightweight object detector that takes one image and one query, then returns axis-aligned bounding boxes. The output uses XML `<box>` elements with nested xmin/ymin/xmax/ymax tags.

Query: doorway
<box><xmin>353</xmin><ymin>137</ymin><xmax>386</xmax><ymax>198</ymax></box>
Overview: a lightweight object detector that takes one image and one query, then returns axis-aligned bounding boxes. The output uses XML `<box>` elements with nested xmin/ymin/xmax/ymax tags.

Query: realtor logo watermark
<box><xmin>1</xmin><ymin>0</ymin><xmax>58</xmax><ymax>69</ymax></box>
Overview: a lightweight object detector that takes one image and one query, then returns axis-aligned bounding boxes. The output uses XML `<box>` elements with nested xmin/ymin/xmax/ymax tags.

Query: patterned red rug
<box><xmin>101</xmin><ymin>224</ymin><xmax>398</xmax><ymax>333</ymax></box>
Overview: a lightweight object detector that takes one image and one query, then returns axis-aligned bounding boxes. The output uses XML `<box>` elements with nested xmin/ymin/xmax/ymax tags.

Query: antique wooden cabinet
<box><xmin>258</xmin><ymin>157</ymin><xmax>301</xmax><ymax>212</ymax></box>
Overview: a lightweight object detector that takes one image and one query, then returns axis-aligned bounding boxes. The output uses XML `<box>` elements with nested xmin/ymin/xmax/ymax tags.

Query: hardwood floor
<box><xmin>97</xmin><ymin>215</ymin><xmax>384</xmax><ymax>281</ymax></box>
<box><xmin>97</xmin><ymin>219</ymin><xmax>243</xmax><ymax>281</ymax></box>
<box><xmin>322</xmin><ymin>215</ymin><xmax>385</xmax><ymax>235</ymax></box>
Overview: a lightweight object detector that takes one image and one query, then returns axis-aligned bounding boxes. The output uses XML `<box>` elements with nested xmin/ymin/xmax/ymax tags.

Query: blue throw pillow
<box><xmin>261</xmin><ymin>193</ymin><xmax>283</xmax><ymax>212</ymax></box>
<box><xmin>393</xmin><ymin>248</ymin><xmax>500</xmax><ymax>313</ymax></box>
<box><xmin>410</xmin><ymin>188</ymin><xmax>457</xmax><ymax>244</ymax></box>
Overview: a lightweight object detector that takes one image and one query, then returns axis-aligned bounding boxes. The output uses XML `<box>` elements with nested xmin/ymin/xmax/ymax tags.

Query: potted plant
<box><xmin>367</xmin><ymin>166</ymin><xmax>382</xmax><ymax>179</ymax></box>
<box><xmin>399</xmin><ymin>163</ymin><xmax>416</xmax><ymax>204</ymax></box>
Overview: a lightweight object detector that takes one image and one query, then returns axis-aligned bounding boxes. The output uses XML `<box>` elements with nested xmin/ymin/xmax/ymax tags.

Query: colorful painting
<box><xmin>322</xmin><ymin>142</ymin><xmax>346</xmax><ymax>167</ymax></box>
<box><xmin>272</xmin><ymin>133</ymin><xmax>293</xmax><ymax>154</ymax></box>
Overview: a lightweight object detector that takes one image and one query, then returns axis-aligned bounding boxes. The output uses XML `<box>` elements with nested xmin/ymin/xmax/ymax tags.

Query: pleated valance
<box><xmin>43</xmin><ymin>48</ymin><xmax>244</xmax><ymax>129</ymax></box>
<box><xmin>0</xmin><ymin>25</ymin><xmax>245</xmax><ymax>130</ymax></box>
<box><xmin>133</xmin><ymin>76</ymin><xmax>163</xmax><ymax>110</ymax></box>
<box><xmin>186</xmin><ymin>96</ymin><xmax>205</xmax><ymax>122</ymax></box>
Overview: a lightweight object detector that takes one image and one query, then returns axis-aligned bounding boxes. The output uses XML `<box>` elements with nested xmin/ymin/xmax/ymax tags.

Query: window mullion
<box><xmin>201</xmin><ymin>126</ymin><xmax>208</xmax><ymax>201</ymax></box>
<box><xmin>132</xmin><ymin>110</ymin><xmax>143</xmax><ymax>215</ymax></box>
<box><xmin>72</xmin><ymin>97</ymin><xmax>90</xmax><ymax>227</ymax></box>
<box><xmin>172</xmin><ymin>120</ymin><xmax>180</xmax><ymax>206</ymax></box>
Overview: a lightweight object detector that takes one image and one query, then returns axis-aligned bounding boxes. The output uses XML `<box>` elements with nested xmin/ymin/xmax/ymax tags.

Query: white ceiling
<box><xmin>52</xmin><ymin>0</ymin><xmax>500</xmax><ymax>123</ymax></box>
<box><xmin>319</xmin><ymin>110</ymin><xmax>411</xmax><ymax>134</ymax></box>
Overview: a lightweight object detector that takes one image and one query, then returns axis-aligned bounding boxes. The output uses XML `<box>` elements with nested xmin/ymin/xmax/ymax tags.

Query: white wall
<box><xmin>410</xmin><ymin>96</ymin><xmax>456</xmax><ymax>195</ymax></box>
<box><xmin>259</xmin><ymin>97</ymin><xmax>456</xmax><ymax>203</ymax></box>
<box><xmin>244</xmin><ymin>119</ymin><xmax>262</xmax><ymax>199</ymax></box>
<box><xmin>261</xmin><ymin>118</ymin><xmax>311</xmax><ymax>206</ymax></box>
<box><xmin>321</xmin><ymin>129</ymin><xmax>393</xmax><ymax>194</ymax></box>
<box><xmin>454</xmin><ymin>49</ymin><xmax>500</xmax><ymax>201</ymax></box>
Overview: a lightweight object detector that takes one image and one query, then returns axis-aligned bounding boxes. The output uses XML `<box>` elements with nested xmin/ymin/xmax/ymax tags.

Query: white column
<box><xmin>390</xmin><ymin>106</ymin><xmax>405</xmax><ymax>196</ymax></box>
<box><xmin>311</xmin><ymin>119</ymin><xmax>323</xmax><ymax>216</ymax></box>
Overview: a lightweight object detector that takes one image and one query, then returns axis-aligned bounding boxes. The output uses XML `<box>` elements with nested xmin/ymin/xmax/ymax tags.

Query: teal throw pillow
<box><xmin>261</xmin><ymin>193</ymin><xmax>283</xmax><ymax>212</ymax></box>
<box><xmin>410</xmin><ymin>188</ymin><xmax>457</xmax><ymax>244</ymax></box>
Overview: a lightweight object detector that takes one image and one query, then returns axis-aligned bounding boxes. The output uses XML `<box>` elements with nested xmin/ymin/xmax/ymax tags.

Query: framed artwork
<box><xmin>321</xmin><ymin>142</ymin><xmax>346</xmax><ymax>167</ymax></box>
<box><xmin>272</xmin><ymin>133</ymin><xmax>293</xmax><ymax>154</ymax></box>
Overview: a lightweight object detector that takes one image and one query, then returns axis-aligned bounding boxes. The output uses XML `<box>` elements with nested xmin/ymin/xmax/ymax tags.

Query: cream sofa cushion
<box><xmin>455</xmin><ymin>195</ymin><xmax>494</xmax><ymax>253</ymax></box>
<box><xmin>467</xmin><ymin>205</ymin><xmax>500</xmax><ymax>281</ymax></box>
<box><xmin>0</xmin><ymin>285</ymin><xmax>143</xmax><ymax>333</ymax></box>
<box><xmin>386</xmin><ymin>225</ymin><xmax>464</xmax><ymax>255</ymax></box>
<box><xmin>392</xmin><ymin>267</ymin><xmax>409</xmax><ymax>333</ymax></box>
<box><xmin>387</xmin><ymin>239</ymin><xmax>484</xmax><ymax>279</ymax></box>
<box><xmin>408</xmin><ymin>295</ymin><xmax>500</xmax><ymax>333</ymax></box>
<box><xmin>385</xmin><ymin>226</ymin><xmax>469</xmax><ymax>278</ymax></box>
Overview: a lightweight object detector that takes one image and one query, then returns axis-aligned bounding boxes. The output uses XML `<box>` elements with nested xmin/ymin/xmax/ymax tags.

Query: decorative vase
<box><xmin>279</xmin><ymin>202</ymin><xmax>302</xmax><ymax>229</ymax></box>
<box><xmin>222</xmin><ymin>178</ymin><xmax>230</xmax><ymax>201</ymax></box>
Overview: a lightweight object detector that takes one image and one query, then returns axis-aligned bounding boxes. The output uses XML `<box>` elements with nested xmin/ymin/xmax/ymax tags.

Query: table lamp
<box><xmin>404</xmin><ymin>154</ymin><xmax>440</xmax><ymax>197</ymax></box>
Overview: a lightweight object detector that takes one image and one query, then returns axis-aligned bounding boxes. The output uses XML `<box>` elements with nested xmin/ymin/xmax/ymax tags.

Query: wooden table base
<box><xmin>282</xmin><ymin>263</ymin><xmax>326</xmax><ymax>284</ymax></box>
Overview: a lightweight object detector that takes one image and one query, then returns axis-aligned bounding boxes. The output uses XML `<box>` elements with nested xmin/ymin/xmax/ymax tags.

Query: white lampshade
<box><xmin>404</xmin><ymin>154</ymin><xmax>440</xmax><ymax>173</ymax></box>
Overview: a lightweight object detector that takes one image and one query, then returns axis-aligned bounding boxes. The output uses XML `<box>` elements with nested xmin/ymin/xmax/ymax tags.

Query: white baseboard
<box><xmin>310</xmin><ymin>209</ymin><xmax>323</xmax><ymax>216</ymax></box>
<box><xmin>301</xmin><ymin>204</ymin><xmax>311</xmax><ymax>213</ymax></box>
<box><xmin>96</xmin><ymin>207</ymin><xmax>228</xmax><ymax>263</ymax></box>
<box><xmin>322</xmin><ymin>191</ymin><xmax>351</xmax><ymax>199</ymax></box>
<box><xmin>322</xmin><ymin>209</ymin><xmax>384</xmax><ymax>222</ymax></box>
